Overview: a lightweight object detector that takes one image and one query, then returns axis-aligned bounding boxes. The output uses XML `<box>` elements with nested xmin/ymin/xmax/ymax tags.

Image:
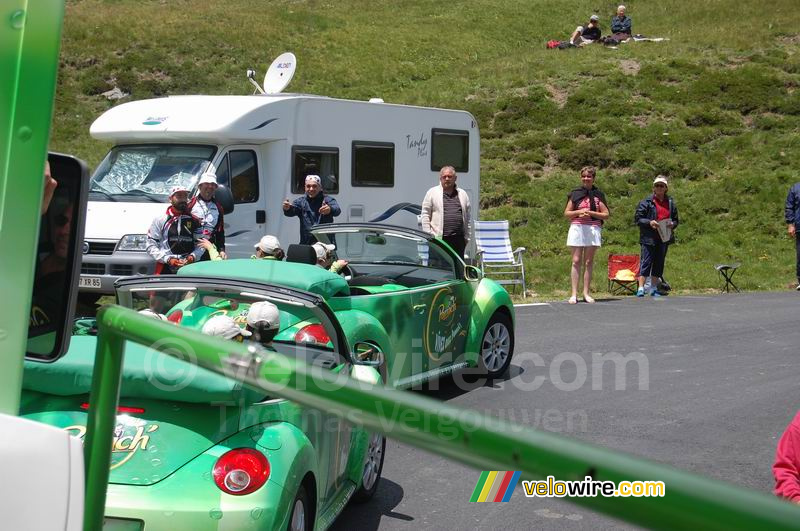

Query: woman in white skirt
<box><xmin>564</xmin><ymin>166</ymin><xmax>610</xmax><ymax>304</ymax></box>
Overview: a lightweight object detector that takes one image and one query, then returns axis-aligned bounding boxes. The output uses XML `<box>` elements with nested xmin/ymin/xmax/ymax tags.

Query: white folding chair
<box><xmin>474</xmin><ymin>220</ymin><xmax>527</xmax><ymax>297</ymax></box>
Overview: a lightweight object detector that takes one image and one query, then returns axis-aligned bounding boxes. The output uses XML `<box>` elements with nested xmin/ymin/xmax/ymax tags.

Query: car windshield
<box><xmin>116</xmin><ymin>280</ymin><xmax>344</xmax><ymax>369</ymax></box>
<box><xmin>313</xmin><ymin>227</ymin><xmax>454</xmax><ymax>270</ymax></box>
<box><xmin>89</xmin><ymin>144</ymin><xmax>215</xmax><ymax>201</ymax></box>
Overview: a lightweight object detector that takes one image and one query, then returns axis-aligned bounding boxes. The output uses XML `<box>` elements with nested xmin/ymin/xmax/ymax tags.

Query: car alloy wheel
<box><xmin>353</xmin><ymin>432</ymin><xmax>386</xmax><ymax>502</ymax></box>
<box><xmin>288</xmin><ymin>486</ymin><xmax>309</xmax><ymax>531</ymax></box>
<box><xmin>480</xmin><ymin>312</ymin><xmax>514</xmax><ymax>378</ymax></box>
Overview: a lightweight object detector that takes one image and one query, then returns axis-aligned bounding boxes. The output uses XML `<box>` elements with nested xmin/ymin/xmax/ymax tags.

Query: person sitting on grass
<box><xmin>609</xmin><ymin>5</ymin><xmax>632</xmax><ymax>41</ymax></box>
<box><xmin>570</xmin><ymin>15</ymin><xmax>602</xmax><ymax>46</ymax></box>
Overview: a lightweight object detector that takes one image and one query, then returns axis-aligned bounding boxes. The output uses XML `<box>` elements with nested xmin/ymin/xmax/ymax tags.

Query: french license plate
<box><xmin>79</xmin><ymin>276</ymin><xmax>102</xmax><ymax>289</ymax></box>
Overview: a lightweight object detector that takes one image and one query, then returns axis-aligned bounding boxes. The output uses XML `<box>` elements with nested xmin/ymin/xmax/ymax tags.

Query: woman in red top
<box><xmin>774</xmin><ymin>410</ymin><xmax>800</xmax><ymax>503</ymax></box>
<box><xmin>634</xmin><ymin>175</ymin><xmax>679</xmax><ymax>296</ymax></box>
<box><xmin>564</xmin><ymin>166</ymin><xmax>610</xmax><ymax>304</ymax></box>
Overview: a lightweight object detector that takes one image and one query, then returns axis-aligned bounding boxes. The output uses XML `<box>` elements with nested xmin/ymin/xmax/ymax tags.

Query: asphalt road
<box><xmin>332</xmin><ymin>292</ymin><xmax>800</xmax><ymax>530</ymax></box>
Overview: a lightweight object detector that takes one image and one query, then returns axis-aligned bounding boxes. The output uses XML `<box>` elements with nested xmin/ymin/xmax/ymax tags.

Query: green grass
<box><xmin>52</xmin><ymin>0</ymin><xmax>800</xmax><ymax>299</ymax></box>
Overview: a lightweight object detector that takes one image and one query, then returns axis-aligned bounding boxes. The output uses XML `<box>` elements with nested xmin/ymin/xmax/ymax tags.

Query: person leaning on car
<box><xmin>784</xmin><ymin>181</ymin><xmax>800</xmax><ymax>290</ymax></box>
<box><xmin>421</xmin><ymin>165</ymin><xmax>471</xmax><ymax>259</ymax></box>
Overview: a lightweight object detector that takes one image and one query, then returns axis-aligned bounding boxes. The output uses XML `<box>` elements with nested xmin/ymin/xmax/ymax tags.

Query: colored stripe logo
<box><xmin>470</xmin><ymin>471</ymin><xmax>521</xmax><ymax>502</ymax></box>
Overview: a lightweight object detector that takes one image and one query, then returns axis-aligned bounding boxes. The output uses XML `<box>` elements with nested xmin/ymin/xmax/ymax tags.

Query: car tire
<box><xmin>352</xmin><ymin>432</ymin><xmax>386</xmax><ymax>502</ymax></box>
<box><xmin>287</xmin><ymin>485</ymin><xmax>311</xmax><ymax>531</ymax></box>
<box><xmin>478</xmin><ymin>311</ymin><xmax>514</xmax><ymax>379</ymax></box>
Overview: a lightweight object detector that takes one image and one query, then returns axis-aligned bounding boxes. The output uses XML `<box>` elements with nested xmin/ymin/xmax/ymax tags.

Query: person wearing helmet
<box><xmin>252</xmin><ymin>235</ymin><xmax>285</xmax><ymax>260</ymax></box>
<box><xmin>245</xmin><ymin>301</ymin><xmax>281</xmax><ymax>347</ymax></box>
<box><xmin>146</xmin><ymin>184</ymin><xmax>203</xmax><ymax>274</ymax></box>
<box><xmin>201</xmin><ymin>314</ymin><xmax>252</xmax><ymax>343</ymax></box>
<box><xmin>190</xmin><ymin>171</ymin><xmax>227</xmax><ymax>261</ymax></box>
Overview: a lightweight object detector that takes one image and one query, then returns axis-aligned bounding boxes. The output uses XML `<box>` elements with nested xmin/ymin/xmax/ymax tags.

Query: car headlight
<box><xmin>117</xmin><ymin>234</ymin><xmax>148</xmax><ymax>251</ymax></box>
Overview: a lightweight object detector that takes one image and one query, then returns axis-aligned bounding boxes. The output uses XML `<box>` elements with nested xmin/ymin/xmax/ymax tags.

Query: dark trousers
<box><xmin>442</xmin><ymin>233</ymin><xmax>466</xmax><ymax>260</ymax></box>
<box><xmin>640</xmin><ymin>242</ymin><xmax>668</xmax><ymax>278</ymax></box>
<box><xmin>796</xmin><ymin>237</ymin><xmax>800</xmax><ymax>281</ymax></box>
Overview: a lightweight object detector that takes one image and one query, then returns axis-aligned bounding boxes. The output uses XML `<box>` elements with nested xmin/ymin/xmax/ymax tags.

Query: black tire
<box><xmin>478</xmin><ymin>311</ymin><xmax>515</xmax><ymax>379</ymax></box>
<box><xmin>287</xmin><ymin>485</ymin><xmax>311</xmax><ymax>531</ymax></box>
<box><xmin>352</xmin><ymin>432</ymin><xmax>386</xmax><ymax>502</ymax></box>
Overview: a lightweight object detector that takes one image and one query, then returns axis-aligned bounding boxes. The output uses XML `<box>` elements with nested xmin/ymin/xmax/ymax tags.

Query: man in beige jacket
<box><xmin>420</xmin><ymin>165</ymin><xmax>471</xmax><ymax>259</ymax></box>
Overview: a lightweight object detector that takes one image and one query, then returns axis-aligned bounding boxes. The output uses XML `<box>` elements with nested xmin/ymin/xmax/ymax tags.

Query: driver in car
<box><xmin>313</xmin><ymin>242</ymin><xmax>348</xmax><ymax>274</ymax></box>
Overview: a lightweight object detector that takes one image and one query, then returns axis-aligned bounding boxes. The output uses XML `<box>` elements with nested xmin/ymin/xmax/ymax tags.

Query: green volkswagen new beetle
<box><xmin>20</xmin><ymin>224</ymin><xmax>514</xmax><ymax>530</ymax></box>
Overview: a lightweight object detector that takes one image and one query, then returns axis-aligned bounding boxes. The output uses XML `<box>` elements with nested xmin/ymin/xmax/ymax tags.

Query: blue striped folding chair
<box><xmin>474</xmin><ymin>220</ymin><xmax>527</xmax><ymax>297</ymax></box>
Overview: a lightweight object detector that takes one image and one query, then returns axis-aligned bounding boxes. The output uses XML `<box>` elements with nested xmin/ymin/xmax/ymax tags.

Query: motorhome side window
<box><xmin>431</xmin><ymin>129</ymin><xmax>469</xmax><ymax>173</ymax></box>
<box><xmin>352</xmin><ymin>141</ymin><xmax>394</xmax><ymax>187</ymax></box>
<box><xmin>292</xmin><ymin>146</ymin><xmax>339</xmax><ymax>194</ymax></box>
<box><xmin>215</xmin><ymin>150</ymin><xmax>259</xmax><ymax>203</ymax></box>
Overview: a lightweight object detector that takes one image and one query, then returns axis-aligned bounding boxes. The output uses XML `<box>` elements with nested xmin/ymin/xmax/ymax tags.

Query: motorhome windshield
<box><xmin>89</xmin><ymin>145</ymin><xmax>215</xmax><ymax>201</ymax></box>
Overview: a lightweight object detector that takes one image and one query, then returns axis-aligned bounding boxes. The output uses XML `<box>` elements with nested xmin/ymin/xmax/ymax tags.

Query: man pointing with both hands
<box><xmin>283</xmin><ymin>174</ymin><xmax>341</xmax><ymax>244</ymax></box>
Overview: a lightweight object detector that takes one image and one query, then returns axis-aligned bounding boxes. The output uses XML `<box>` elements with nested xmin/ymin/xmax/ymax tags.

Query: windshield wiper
<box><xmin>117</xmin><ymin>190</ymin><xmax>163</xmax><ymax>203</ymax></box>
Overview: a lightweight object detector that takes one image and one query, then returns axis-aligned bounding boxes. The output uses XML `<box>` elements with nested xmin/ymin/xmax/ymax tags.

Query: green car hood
<box><xmin>180</xmin><ymin>258</ymin><xmax>349</xmax><ymax>299</ymax></box>
<box><xmin>21</xmin><ymin>392</ymin><xmax>241</xmax><ymax>486</ymax></box>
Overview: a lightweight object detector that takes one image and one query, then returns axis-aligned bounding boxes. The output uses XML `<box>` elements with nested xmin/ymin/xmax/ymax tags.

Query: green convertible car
<box><xmin>20</xmin><ymin>223</ymin><xmax>514</xmax><ymax>530</ymax></box>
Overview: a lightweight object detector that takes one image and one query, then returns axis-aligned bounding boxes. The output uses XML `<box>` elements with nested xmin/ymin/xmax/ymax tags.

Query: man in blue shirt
<box><xmin>610</xmin><ymin>5</ymin><xmax>632</xmax><ymax>39</ymax></box>
<box><xmin>282</xmin><ymin>175</ymin><xmax>341</xmax><ymax>244</ymax></box>
<box><xmin>784</xmin><ymin>182</ymin><xmax>800</xmax><ymax>289</ymax></box>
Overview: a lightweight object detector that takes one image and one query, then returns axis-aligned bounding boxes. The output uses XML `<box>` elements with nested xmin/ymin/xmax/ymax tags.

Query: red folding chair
<box><xmin>608</xmin><ymin>254</ymin><xmax>640</xmax><ymax>295</ymax></box>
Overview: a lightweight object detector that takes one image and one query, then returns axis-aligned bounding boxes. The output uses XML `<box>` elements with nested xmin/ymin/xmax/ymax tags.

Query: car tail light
<box><xmin>213</xmin><ymin>448</ymin><xmax>270</xmax><ymax>495</ymax></box>
<box><xmin>294</xmin><ymin>324</ymin><xmax>331</xmax><ymax>346</ymax></box>
<box><xmin>167</xmin><ymin>310</ymin><xmax>183</xmax><ymax>324</ymax></box>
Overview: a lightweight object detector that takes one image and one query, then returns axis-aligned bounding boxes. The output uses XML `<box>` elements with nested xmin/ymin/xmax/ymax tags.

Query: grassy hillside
<box><xmin>53</xmin><ymin>0</ymin><xmax>800</xmax><ymax>299</ymax></box>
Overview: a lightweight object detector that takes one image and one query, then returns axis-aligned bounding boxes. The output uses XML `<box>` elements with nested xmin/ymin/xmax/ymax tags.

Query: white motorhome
<box><xmin>79</xmin><ymin>93</ymin><xmax>480</xmax><ymax>295</ymax></box>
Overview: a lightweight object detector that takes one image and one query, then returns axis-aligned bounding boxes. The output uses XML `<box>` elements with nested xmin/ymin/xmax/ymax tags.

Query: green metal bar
<box><xmin>0</xmin><ymin>0</ymin><xmax>64</xmax><ymax>415</ymax></box>
<box><xmin>93</xmin><ymin>305</ymin><xmax>800</xmax><ymax>529</ymax></box>
<box><xmin>82</xmin><ymin>328</ymin><xmax>125</xmax><ymax>531</ymax></box>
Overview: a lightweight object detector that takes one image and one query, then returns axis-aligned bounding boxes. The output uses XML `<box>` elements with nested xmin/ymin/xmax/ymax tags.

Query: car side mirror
<box><xmin>215</xmin><ymin>185</ymin><xmax>234</xmax><ymax>214</ymax></box>
<box><xmin>27</xmin><ymin>153</ymin><xmax>89</xmax><ymax>362</ymax></box>
<box><xmin>465</xmin><ymin>265</ymin><xmax>482</xmax><ymax>281</ymax></box>
<box><xmin>352</xmin><ymin>341</ymin><xmax>384</xmax><ymax>367</ymax></box>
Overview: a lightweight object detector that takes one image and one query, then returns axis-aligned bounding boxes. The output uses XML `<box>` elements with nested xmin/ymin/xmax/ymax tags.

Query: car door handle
<box><xmin>413</xmin><ymin>304</ymin><xmax>427</xmax><ymax>314</ymax></box>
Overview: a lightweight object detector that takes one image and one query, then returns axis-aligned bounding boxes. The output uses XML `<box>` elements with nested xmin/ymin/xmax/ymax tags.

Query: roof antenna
<box><xmin>246</xmin><ymin>69</ymin><xmax>265</xmax><ymax>95</ymax></box>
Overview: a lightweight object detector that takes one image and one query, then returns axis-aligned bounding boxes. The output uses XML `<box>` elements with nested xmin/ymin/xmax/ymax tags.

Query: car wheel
<box><xmin>478</xmin><ymin>311</ymin><xmax>514</xmax><ymax>379</ymax></box>
<box><xmin>353</xmin><ymin>432</ymin><xmax>386</xmax><ymax>502</ymax></box>
<box><xmin>287</xmin><ymin>485</ymin><xmax>310</xmax><ymax>531</ymax></box>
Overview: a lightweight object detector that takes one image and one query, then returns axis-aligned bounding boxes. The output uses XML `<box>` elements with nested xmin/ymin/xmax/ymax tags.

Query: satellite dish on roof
<box><xmin>263</xmin><ymin>52</ymin><xmax>297</xmax><ymax>94</ymax></box>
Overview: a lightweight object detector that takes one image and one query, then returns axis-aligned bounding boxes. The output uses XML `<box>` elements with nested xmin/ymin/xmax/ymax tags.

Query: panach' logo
<box><xmin>65</xmin><ymin>423</ymin><xmax>160</xmax><ymax>469</ymax></box>
<box><xmin>437</xmin><ymin>294</ymin><xmax>457</xmax><ymax>325</ymax></box>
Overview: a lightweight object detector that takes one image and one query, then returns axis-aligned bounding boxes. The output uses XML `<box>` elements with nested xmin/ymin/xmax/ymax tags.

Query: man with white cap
<box><xmin>190</xmin><ymin>171</ymin><xmax>226</xmax><ymax>261</ymax></box>
<box><xmin>282</xmin><ymin>174</ymin><xmax>341</xmax><ymax>244</ymax></box>
<box><xmin>146</xmin><ymin>184</ymin><xmax>203</xmax><ymax>274</ymax></box>
<box><xmin>245</xmin><ymin>301</ymin><xmax>281</xmax><ymax>346</ymax></box>
<box><xmin>312</xmin><ymin>241</ymin><xmax>349</xmax><ymax>273</ymax></box>
<box><xmin>252</xmin><ymin>234</ymin><xmax>285</xmax><ymax>260</ymax></box>
<box><xmin>570</xmin><ymin>14</ymin><xmax>602</xmax><ymax>46</ymax></box>
<box><xmin>202</xmin><ymin>314</ymin><xmax>252</xmax><ymax>343</ymax></box>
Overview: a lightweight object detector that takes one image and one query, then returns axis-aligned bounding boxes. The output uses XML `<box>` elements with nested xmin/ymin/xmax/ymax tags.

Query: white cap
<box><xmin>618</xmin><ymin>5</ymin><xmax>626</xmax><ymax>11</ymax></box>
<box><xmin>169</xmin><ymin>185</ymin><xmax>190</xmax><ymax>197</ymax></box>
<box><xmin>198</xmin><ymin>172</ymin><xmax>218</xmax><ymax>186</ymax></box>
<box><xmin>312</xmin><ymin>242</ymin><xmax>335</xmax><ymax>260</ymax></box>
<box><xmin>138</xmin><ymin>309</ymin><xmax>167</xmax><ymax>320</ymax></box>
<box><xmin>305</xmin><ymin>174</ymin><xmax>321</xmax><ymax>186</ymax></box>
<box><xmin>590</xmin><ymin>14</ymin><xmax>599</xmax><ymax>21</ymax></box>
<box><xmin>255</xmin><ymin>235</ymin><xmax>281</xmax><ymax>253</ymax></box>
<box><xmin>202</xmin><ymin>315</ymin><xmax>252</xmax><ymax>339</ymax></box>
<box><xmin>246</xmin><ymin>301</ymin><xmax>281</xmax><ymax>330</ymax></box>
<box><xmin>653</xmin><ymin>175</ymin><xmax>669</xmax><ymax>187</ymax></box>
